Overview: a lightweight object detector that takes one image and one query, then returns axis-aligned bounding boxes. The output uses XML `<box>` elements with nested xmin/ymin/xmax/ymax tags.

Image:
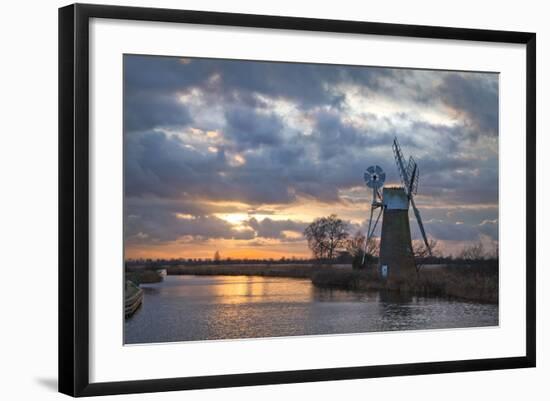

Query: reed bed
<box><xmin>311</xmin><ymin>263</ymin><xmax>498</xmax><ymax>303</ymax></box>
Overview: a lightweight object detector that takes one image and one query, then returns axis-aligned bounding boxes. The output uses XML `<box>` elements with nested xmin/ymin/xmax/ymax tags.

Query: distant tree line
<box><xmin>125</xmin><ymin>255</ymin><xmax>321</xmax><ymax>270</ymax></box>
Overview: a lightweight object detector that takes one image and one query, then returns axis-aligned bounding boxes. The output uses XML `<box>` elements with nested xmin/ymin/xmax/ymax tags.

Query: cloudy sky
<box><xmin>124</xmin><ymin>54</ymin><xmax>499</xmax><ymax>260</ymax></box>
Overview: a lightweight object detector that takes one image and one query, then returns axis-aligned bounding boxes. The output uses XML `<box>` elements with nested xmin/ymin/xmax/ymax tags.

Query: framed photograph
<box><xmin>59</xmin><ymin>3</ymin><xmax>536</xmax><ymax>397</ymax></box>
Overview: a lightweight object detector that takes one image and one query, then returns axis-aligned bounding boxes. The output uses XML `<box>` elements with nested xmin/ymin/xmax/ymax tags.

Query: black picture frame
<box><xmin>59</xmin><ymin>3</ymin><xmax>536</xmax><ymax>397</ymax></box>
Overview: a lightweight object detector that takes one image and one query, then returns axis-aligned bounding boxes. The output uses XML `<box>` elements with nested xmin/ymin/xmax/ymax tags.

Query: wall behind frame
<box><xmin>0</xmin><ymin>0</ymin><xmax>546</xmax><ymax>400</ymax></box>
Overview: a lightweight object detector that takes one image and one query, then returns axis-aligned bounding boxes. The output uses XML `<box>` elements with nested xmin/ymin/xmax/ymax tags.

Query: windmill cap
<box><xmin>383</xmin><ymin>187</ymin><xmax>409</xmax><ymax>210</ymax></box>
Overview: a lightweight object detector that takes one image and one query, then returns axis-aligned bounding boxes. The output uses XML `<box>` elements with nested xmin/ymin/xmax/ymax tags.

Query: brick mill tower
<box><xmin>378</xmin><ymin>187</ymin><xmax>416</xmax><ymax>279</ymax></box>
<box><xmin>362</xmin><ymin>138</ymin><xmax>432</xmax><ymax>281</ymax></box>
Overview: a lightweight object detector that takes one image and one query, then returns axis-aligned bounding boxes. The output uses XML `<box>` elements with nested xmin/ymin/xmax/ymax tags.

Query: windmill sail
<box><xmin>407</xmin><ymin>156</ymin><xmax>419</xmax><ymax>195</ymax></box>
<box><xmin>410</xmin><ymin>197</ymin><xmax>431</xmax><ymax>254</ymax></box>
<box><xmin>393</xmin><ymin>139</ymin><xmax>410</xmax><ymax>190</ymax></box>
<box><xmin>408</xmin><ymin>163</ymin><xmax>417</xmax><ymax>196</ymax></box>
<box><xmin>392</xmin><ymin>138</ymin><xmax>431</xmax><ymax>255</ymax></box>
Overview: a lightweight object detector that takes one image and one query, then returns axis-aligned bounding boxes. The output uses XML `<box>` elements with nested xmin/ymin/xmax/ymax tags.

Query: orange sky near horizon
<box><xmin>124</xmin><ymin>236</ymin><xmax>496</xmax><ymax>261</ymax></box>
<box><xmin>125</xmin><ymin>240</ymin><xmax>311</xmax><ymax>260</ymax></box>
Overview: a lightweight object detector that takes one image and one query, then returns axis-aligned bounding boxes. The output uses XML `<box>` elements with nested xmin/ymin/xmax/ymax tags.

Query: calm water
<box><xmin>124</xmin><ymin>275</ymin><xmax>498</xmax><ymax>344</ymax></box>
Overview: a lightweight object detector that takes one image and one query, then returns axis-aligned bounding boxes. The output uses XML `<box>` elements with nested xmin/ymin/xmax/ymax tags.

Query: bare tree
<box><xmin>324</xmin><ymin>214</ymin><xmax>349</xmax><ymax>260</ymax></box>
<box><xmin>412</xmin><ymin>238</ymin><xmax>439</xmax><ymax>274</ymax></box>
<box><xmin>213</xmin><ymin>250</ymin><xmax>221</xmax><ymax>264</ymax></box>
<box><xmin>346</xmin><ymin>231</ymin><xmax>365</xmax><ymax>256</ymax></box>
<box><xmin>304</xmin><ymin>218</ymin><xmax>328</xmax><ymax>260</ymax></box>
<box><xmin>304</xmin><ymin>214</ymin><xmax>349</xmax><ymax>261</ymax></box>
<box><xmin>346</xmin><ymin>231</ymin><xmax>379</xmax><ymax>269</ymax></box>
<box><xmin>458</xmin><ymin>241</ymin><xmax>485</xmax><ymax>261</ymax></box>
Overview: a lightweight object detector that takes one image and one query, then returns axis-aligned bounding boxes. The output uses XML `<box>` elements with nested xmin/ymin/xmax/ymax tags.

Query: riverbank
<box><xmin>165</xmin><ymin>263</ymin><xmax>498</xmax><ymax>304</ymax></box>
<box><xmin>125</xmin><ymin>280</ymin><xmax>143</xmax><ymax>318</ymax></box>
<box><xmin>126</xmin><ymin>269</ymin><xmax>164</xmax><ymax>285</ymax></box>
<box><xmin>311</xmin><ymin>265</ymin><xmax>498</xmax><ymax>304</ymax></box>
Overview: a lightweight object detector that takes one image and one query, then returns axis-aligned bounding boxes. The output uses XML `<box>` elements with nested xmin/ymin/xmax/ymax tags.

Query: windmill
<box><xmin>362</xmin><ymin>138</ymin><xmax>431</xmax><ymax>280</ymax></box>
<box><xmin>362</xmin><ymin>165</ymin><xmax>385</xmax><ymax>266</ymax></box>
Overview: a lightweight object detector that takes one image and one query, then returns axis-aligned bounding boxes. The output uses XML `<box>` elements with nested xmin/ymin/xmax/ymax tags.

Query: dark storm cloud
<box><xmin>213</xmin><ymin>60</ymin><xmax>346</xmax><ymax>109</ymax></box>
<box><xmin>242</xmin><ymin>136</ymin><xmax>379</xmax><ymax>203</ymax></box>
<box><xmin>253</xmin><ymin>61</ymin><xmax>395</xmax><ymax>108</ymax></box>
<box><xmin>125</xmin><ymin>131</ymin><xmax>225</xmax><ymax>198</ymax></box>
<box><xmin>124</xmin><ymin>55</ymin><xmax>499</xmax><ymax>247</ymax></box>
<box><xmin>125</xmin><ymin>130</ymin><xmax>299</xmax><ymax>204</ymax></box>
<box><xmin>124</xmin><ymin>56</ymin><xmax>498</xmax><ymax>141</ymax></box>
<box><xmin>246</xmin><ymin>218</ymin><xmax>307</xmax><ymax>239</ymax></box>
<box><xmin>224</xmin><ymin>106</ymin><xmax>284</xmax><ymax>149</ymax></box>
<box><xmin>310</xmin><ymin>109</ymin><xmax>381</xmax><ymax>159</ymax></box>
<box><xmin>126</xmin><ymin>196</ymin><xmax>207</xmax><ymax>217</ymax></box>
<box><xmin>418</xmin><ymin>206</ymin><xmax>498</xmax><ymax>226</ymax></box>
<box><xmin>124</xmin><ymin>55</ymin><xmax>396</xmax><ymax>111</ymax></box>
<box><xmin>370</xmin><ymin>70</ymin><xmax>499</xmax><ymax>138</ymax></box>
<box><xmin>125</xmin><ymin>125</ymin><xmax>497</xmax><ymax>209</ymax></box>
<box><xmin>124</xmin><ymin>94</ymin><xmax>192</xmax><ymax>132</ymax></box>
<box><xmin>411</xmin><ymin>218</ymin><xmax>498</xmax><ymax>242</ymax></box>
<box><xmin>125</xmin><ymin>195</ymin><xmax>309</xmax><ymax>245</ymax></box>
<box><xmin>408</xmin><ymin>206</ymin><xmax>498</xmax><ymax>243</ymax></box>
<box><xmin>438</xmin><ymin>73</ymin><xmax>499</xmax><ymax>136</ymax></box>
<box><xmin>418</xmin><ymin>220</ymin><xmax>479</xmax><ymax>241</ymax></box>
<box><xmin>124</xmin><ymin>56</ymin><xmax>201</xmax><ymax>132</ymax></box>
<box><xmin>125</xmin><ymin>200</ymin><xmax>255</xmax><ymax>244</ymax></box>
<box><xmin>124</xmin><ymin>56</ymin><xmax>209</xmax><ymax>95</ymax></box>
<box><xmin>418</xmin><ymin>165</ymin><xmax>498</xmax><ymax>205</ymax></box>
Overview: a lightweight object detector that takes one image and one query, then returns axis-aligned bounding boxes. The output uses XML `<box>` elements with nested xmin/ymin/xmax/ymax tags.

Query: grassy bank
<box><xmin>311</xmin><ymin>264</ymin><xmax>498</xmax><ymax>304</ymax></box>
<box><xmin>125</xmin><ymin>269</ymin><xmax>164</xmax><ymax>285</ymax></box>
<box><xmin>124</xmin><ymin>280</ymin><xmax>143</xmax><ymax>318</ymax></box>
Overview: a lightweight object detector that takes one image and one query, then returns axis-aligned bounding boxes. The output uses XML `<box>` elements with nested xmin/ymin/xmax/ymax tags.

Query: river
<box><xmin>124</xmin><ymin>275</ymin><xmax>498</xmax><ymax>344</ymax></box>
